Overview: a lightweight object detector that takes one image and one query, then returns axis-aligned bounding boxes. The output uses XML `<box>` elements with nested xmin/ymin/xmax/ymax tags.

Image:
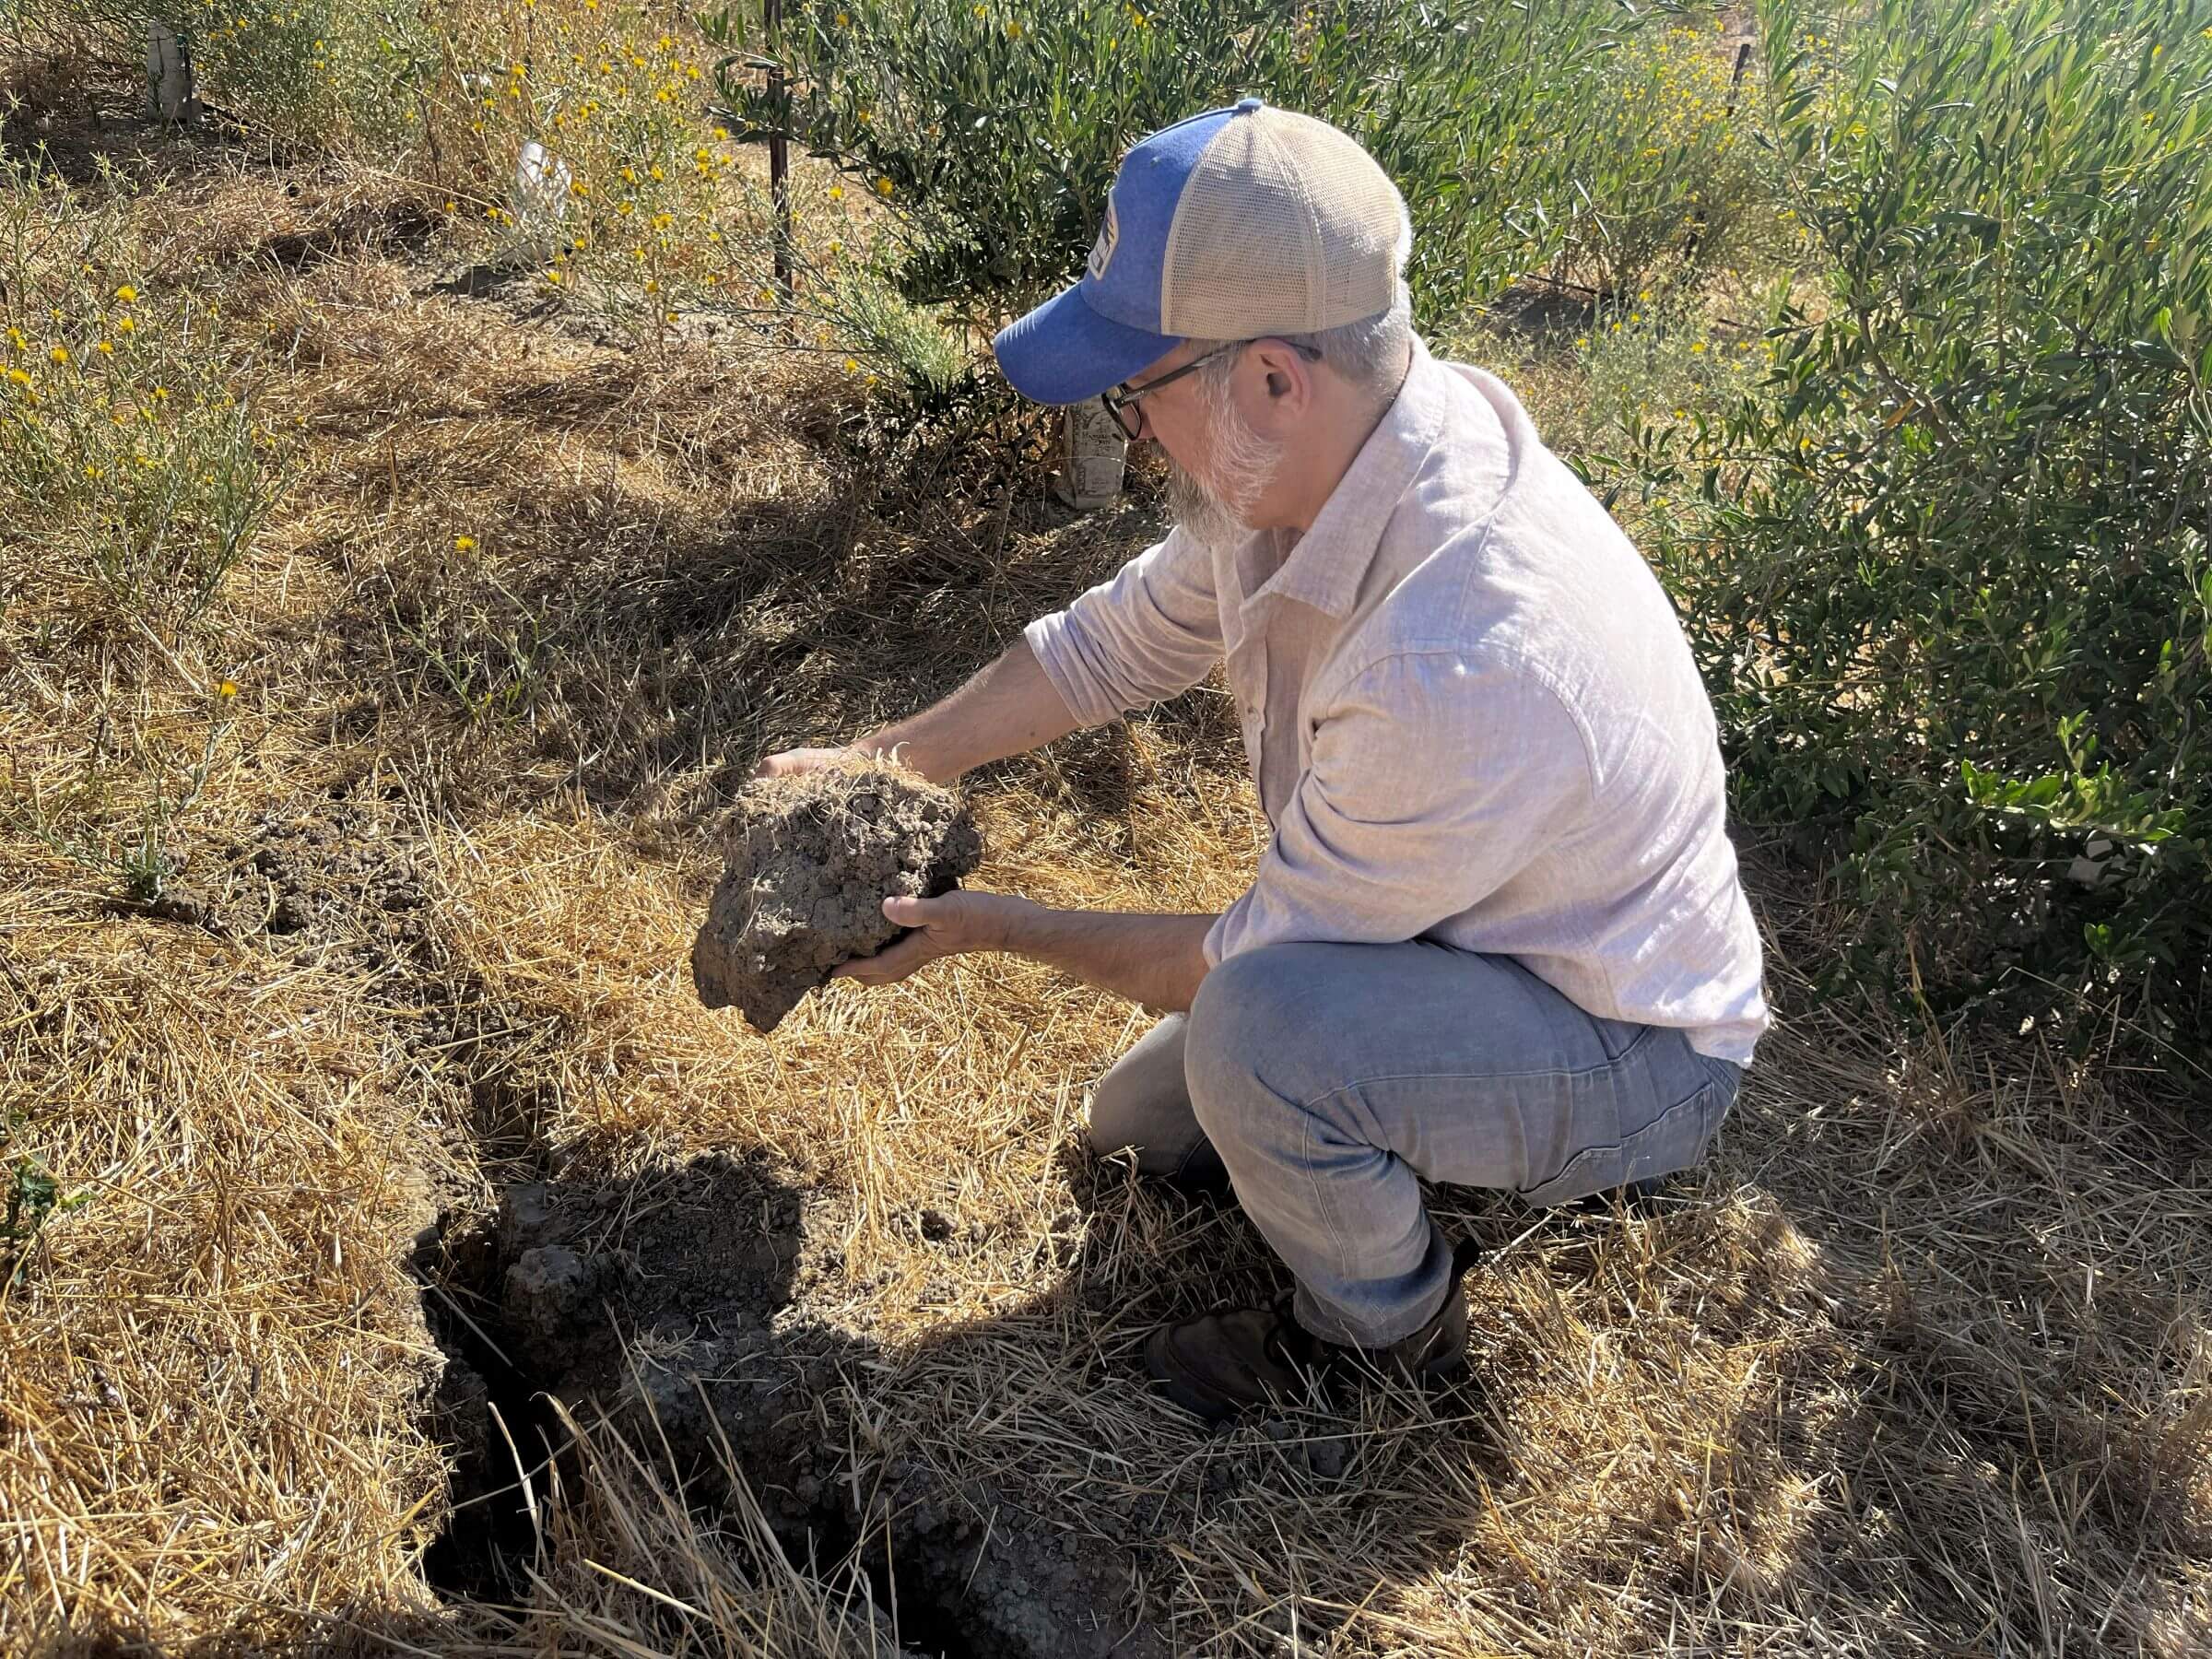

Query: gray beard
<box><xmin>1166</xmin><ymin>382</ymin><xmax>1281</xmax><ymax>547</ymax></box>
<box><xmin>1166</xmin><ymin>460</ymin><xmax>1252</xmax><ymax>549</ymax></box>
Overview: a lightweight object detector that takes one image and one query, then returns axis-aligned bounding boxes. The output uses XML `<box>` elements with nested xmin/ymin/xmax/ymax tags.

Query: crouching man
<box><xmin>757</xmin><ymin>100</ymin><xmax>1769</xmax><ymax>1424</ymax></box>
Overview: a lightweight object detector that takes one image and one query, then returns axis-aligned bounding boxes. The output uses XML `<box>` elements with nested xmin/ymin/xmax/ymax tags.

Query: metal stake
<box><xmin>767</xmin><ymin>0</ymin><xmax>794</xmax><ymax>300</ymax></box>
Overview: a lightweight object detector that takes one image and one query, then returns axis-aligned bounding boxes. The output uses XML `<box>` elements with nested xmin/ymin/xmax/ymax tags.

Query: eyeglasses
<box><xmin>1098</xmin><ymin>338</ymin><xmax>1324</xmax><ymax>441</ymax></box>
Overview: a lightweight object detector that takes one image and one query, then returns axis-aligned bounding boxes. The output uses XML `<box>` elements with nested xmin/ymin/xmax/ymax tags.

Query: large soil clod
<box><xmin>691</xmin><ymin>765</ymin><xmax>983</xmax><ymax>1032</ymax></box>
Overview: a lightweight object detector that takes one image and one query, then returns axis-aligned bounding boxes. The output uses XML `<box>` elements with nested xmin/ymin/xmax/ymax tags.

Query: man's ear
<box><xmin>1250</xmin><ymin>338</ymin><xmax>1313</xmax><ymax>415</ymax></box>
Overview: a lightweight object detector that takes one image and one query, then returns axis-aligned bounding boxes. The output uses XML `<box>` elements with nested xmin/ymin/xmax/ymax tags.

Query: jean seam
<box><xmin>1300</xmin><ymin>1101</ymin><xmax>1359</xmax><ymax>1311</ymax></box>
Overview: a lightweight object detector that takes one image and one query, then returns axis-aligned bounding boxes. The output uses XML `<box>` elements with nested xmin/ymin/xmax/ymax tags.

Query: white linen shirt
<box><xmin>1023</xmin><ymin>337</ymin><xmax>1771</xmax><ymax>1064</ymax></box>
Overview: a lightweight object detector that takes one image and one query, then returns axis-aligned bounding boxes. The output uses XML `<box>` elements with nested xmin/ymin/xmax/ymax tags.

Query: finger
<box><xmin>882</xmin><ymin>893</ymin><xmax>938</xmax><ymax>927</ymax></box>
<box><xmin>832</xmin><ymin>932</ymin><xmax>935</xmax><ymax>985</ymax></box>
<box><xmin>754</xmin><ymin>747</ymin><xmax>844</xmax><ymax>780</ymax></box>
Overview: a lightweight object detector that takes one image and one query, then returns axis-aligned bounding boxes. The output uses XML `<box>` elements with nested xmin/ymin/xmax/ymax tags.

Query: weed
<box><xmin>2</xmin><ymin>1154</ymin><xmax>85</xmax><ymax>1282</ymax></box>
<box><xmin>0</xmin><ymin>154</ymin><xmax>290</xmax><ymax>629</ymax></box>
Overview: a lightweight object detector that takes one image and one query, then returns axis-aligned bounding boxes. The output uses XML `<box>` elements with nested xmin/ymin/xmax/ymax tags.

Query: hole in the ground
<box><xmin>411</xmin><ymin>1211</ymin><xmax>572</xmax><ymax>1601</ymax></box>
<box><xmin>856</xmin><ymin>1532</ymin><xmax>982</xmax><ymax>1659</ymax></box>
<box><xmin>409</xmin><ymin>1160</ymin><xmax>1163</xmax><ymax>1659</ymax></box>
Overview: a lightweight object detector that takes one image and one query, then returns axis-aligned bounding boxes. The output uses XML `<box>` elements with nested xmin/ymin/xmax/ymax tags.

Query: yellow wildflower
<box><xmin>876</xmin><ymin>175</ymin><xmax>894</xmax><ymax>196</ymax></box>
<box><xmin>218</xmin><ymin>680</ymin><xmax>239</xmax><ymax>699</ymax></box>
<box><xmin>455</xmin><ymin>535</ymin><xmax>477</xmax><ymax>551</ymax></box>
<box><xmin>48</xmin><ymin>345</ymin><xmax>66</xmax><ymax>364</ymax></box>
<box><xmin>114</xmin><ymin>284</ymin><xmax>138</xmax><ymax>302</ymax></box>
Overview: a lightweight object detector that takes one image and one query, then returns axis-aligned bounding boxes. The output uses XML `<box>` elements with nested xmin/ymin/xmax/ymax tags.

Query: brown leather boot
<box><xmin>1145</xmin><ymin>1238</ymin><xmax>1481</xmax><ymax>1425</ymax></box>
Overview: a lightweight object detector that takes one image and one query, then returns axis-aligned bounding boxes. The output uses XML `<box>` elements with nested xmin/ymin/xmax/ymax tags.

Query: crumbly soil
<box><xmin>691</xmin><ymin>766</ymin><xmax>983</xmax><ymax>1033</ymax></box>
<box><xmin>109</xmin><ymin>789</ymin><xmax>430</xmax><ymax>971</ymax></box>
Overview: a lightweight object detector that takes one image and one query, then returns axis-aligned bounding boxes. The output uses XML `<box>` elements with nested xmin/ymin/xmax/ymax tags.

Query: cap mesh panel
<box><xmin>1160</xmin><ymin>109</ymin><xmax>1403</xmax><ymax>339</ymax></box>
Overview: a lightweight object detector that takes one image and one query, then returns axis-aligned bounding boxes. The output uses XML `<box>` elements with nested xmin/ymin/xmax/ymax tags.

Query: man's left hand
<box><xmin>832</xmin><ymin>891</ymin><xmax>1038</xmax><ymax>986</ymax></box>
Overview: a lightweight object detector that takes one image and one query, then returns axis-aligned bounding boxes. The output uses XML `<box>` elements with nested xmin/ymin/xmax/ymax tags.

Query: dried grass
<box><xmin>2</xmin><ymin>127</ymin><xmax>2207</xmax><ymax>1659</ymax></box>
<box><xmin>0</xmin><ymin>915</ymin><xmax>460</xmax><ymax>1651</ymax></box>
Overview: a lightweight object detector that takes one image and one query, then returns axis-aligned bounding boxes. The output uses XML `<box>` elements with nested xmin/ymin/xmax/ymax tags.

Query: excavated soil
<box><xmin>691</xmin><ymin>767</ymin><xmax>983</xmax><ymax>1032</ymax></box>
<box><xmin>110</xmin><ymin>789</ymin><xmax>430</xmax><ymax>972</ymax></box>
<box><xmin>421</xmin><ymin>1153</ymin><xmax>1170</xmax><ymax>1659</ymax></box>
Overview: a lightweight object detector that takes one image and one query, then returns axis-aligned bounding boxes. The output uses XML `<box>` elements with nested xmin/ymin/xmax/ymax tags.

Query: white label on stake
<box><xmin>510</xmin><ymin>140</ymin><xmax>574</xmax><ymax>261</ymax></box>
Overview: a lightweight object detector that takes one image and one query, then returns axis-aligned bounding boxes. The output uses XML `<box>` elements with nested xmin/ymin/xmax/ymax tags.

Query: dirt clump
<box><xmin>691</xmin><ymin>765</ymin><xmax>982</xmax><ymax>1032</ymax></box>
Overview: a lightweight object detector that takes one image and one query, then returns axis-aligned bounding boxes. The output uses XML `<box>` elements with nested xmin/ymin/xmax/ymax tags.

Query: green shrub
<box><xmin>1559</xmin><ymin>15</ymin><xmax>1799</xmax><ymax>300</ymax></box>
<box><xmin>702</xmin><ymin>0</ymin><xmax>1642</xmax><ymax>331</ymax></box>
<box><xmin>1621</xmin><ymin>0</ymin><xmax>2212</xmax><ymax>1051</ymax></box>
<box><xmin>23</xmin><ymin>1</ymin><xmax>438</xmax><ymax>155</ymax></box>
<box><xmin>1442</xmin><ymin>288</ymin><xmax>1771</xmax><ymax>466</ymax></box>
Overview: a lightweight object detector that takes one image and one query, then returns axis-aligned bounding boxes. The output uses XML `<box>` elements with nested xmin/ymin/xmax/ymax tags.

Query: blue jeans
<box><xmin>1088</xmin><ymin>941</ymin><xmax>1741</xmax><ymax>1347</ymax></box>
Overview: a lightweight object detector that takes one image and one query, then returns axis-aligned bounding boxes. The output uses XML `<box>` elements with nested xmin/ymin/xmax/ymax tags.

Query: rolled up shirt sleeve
<box><xmin>1023</xmin><ymin>528</ymin><xmax>1224</xmax><ymax>729</ymax></box>
<box><xmin>1206</xmin><ymin>651</ymin><xmax>1592</xmax><ymax>965</ymax></box>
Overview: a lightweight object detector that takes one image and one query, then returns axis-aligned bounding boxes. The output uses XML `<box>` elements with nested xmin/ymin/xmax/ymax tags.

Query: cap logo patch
<box><xmin>1086</xmin><ymin>197</ymin><xmax>1119</xmax><ymax>282</ymax></box>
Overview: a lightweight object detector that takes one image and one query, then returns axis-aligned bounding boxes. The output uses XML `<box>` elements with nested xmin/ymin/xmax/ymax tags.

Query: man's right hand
<box><xmin>751</xmin><ymin>745</ymin><xmax>871</xmax><ymax>780</ymax></box>
<box><xmin>746</xmin><ymin>641</ymin><xmax>1074</xmax><ymax>790</ymax></box>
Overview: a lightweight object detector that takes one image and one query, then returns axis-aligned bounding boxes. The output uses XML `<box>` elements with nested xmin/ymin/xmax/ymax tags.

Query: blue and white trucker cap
<box><xmin>993</xmin><ymin>99</ymin><xmax>1407</xmax><ymax>406</ymax></box>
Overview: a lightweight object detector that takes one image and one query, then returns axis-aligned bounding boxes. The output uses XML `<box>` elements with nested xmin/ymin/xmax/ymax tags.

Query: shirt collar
<box><xmin>1246</xmin><ymin>335</ymin><xmax>1451</xmax><ymax>619</ymax></box>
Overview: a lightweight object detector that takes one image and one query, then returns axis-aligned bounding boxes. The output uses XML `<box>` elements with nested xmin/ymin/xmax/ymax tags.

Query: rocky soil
<box><xmin>691</xmin><ymin>766</ymin><xmax>982</xmax><ymax>1033</ymax></box>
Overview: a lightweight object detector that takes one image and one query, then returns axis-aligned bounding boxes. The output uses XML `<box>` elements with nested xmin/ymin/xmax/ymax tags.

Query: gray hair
<box><xmin>1190</xmin><ymin>279</ymin><xmax>1415</xmax><ymax>412</ymax></box>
